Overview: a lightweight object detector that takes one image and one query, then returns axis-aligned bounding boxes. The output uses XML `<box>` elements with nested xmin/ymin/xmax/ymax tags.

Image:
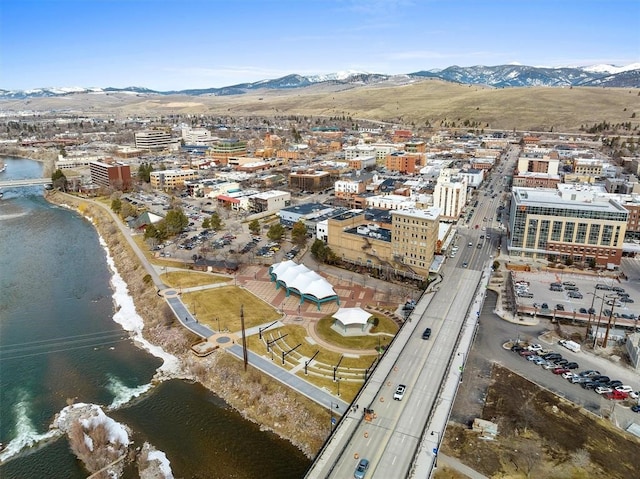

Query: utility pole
<box><xmin>240</xmin><ymin>305</ymin><xmax>248</xmax><ymax>370</ymax></box>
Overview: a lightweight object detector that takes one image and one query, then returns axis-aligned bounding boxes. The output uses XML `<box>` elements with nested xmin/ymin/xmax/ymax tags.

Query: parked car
<box><xmin>553</xmin><ymin>367</ymin><xmax>570</xmax><ymax>375</ymax></box>
<box><xmin>532</xmin><ymin>356</ymin><xmax>547</xmax><ymax>365</ymax></box>
<box><xmin>393</xmin><ymin>384</ymin><xmax>407</xmax><ymax>401</ymax></box>
<box><xmin>526</xmin><ymin>354</ymin><xmax>540</xmax><ymax>361</ymax></box>
<box><xmin>354</xmin><ymin>458</ymin><xmax>370</xmax><ymax>479</ymax></box>
<box><xmin>579</xmin><ymin>370</ymin><xmax>600</xmax><ymax>377</ymax></box>
<box><xmin>591</xmin><ymin>375</ymin><xmax>610</xmax><ymax>383</ymax></box>
<box><xmin>620</xmin><ymin>297</ymin><xmax>634</xmax><ymax>303</ymax></box>
<box><xmin>541</xmin><ymin>303</ymin><xmax>549</xmax><ymax>309</ymax></box>
<box><xmin>519</xmin><ymin>350</ymin><xmax>535</xmax><ymax>357</ymax></box>
<box><xmin>555</xmin><ymin>304</ymin><xmax>565</xmax><ymax>311</ymax></box>
<box><xmin>605</xmin><ymin>390</ymin><xmax>629</xmax><ymax>400</ymax></box>
<box><xmin>564</xmin><ymin>362</ymin><xmax>579</xmax><ymax>369</ymax></box>
<box><xmin>553</xmin><ymin>358</ymin><xmax>569</xmax><ymax>366</ymax></box>
<box><xmin>527</xmin><ymin>343</ymin><xmax>543</xmax><ymax>352</ymax></box>
<box><xmin>579</xmin><ymin>308</ymin><xmax>588</xmax><ymax>314</ymax></box>
<box><xmin>570</xmin><ymin>375</ymin><xmax>590</xmax><ymax>384</ymax></box>
<box><xmin>562</xmin><ymin>371</ymin><xmax>575</xmax><ymax>380</ymax></box>
<box><xmin>615</xmin><ymin>385</ymin><xmax>634</xmax><ymax>394</ymax></box>
<box><xmin>595</xmin><ymin>386</ymin><xmax>613</xmax><ymax>395</ymax></box>
<box><xmin>541</xmin><ymin>352</ymin><xmax>562</xmax><ymax>360</ymax></box>
<box><xmin>631</xmin><ymin>404</ymin><xmax>640</xmax><ymax>413</ymax></box>
<box><xmin>607</xmin><ymin>380</ymin><xmax>623</xmax><ymax>388</ymax></box>
<box><xmin>511</xmin><ymin>345</ymin><xmax>525</xmax><ymax>353</ymax></box>
<box><xmin>542</xmin><ymin>361</ymin><xmax>558</xmax><ymax>370</ymax></box>
<box><xmin>581</xmin><ymin>381</ymin><xmax>597</xmax><ymax>389</ymax></box>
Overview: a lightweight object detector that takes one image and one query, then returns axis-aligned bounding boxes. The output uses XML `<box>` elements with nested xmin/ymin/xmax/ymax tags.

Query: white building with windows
<box><xmin>181</xmin><ymin>127</ymin><xmax>214</xmax><ymax>146</ymax></box>
<box><xmin>135</xmin><ymin>129</ymin><xmax>178</xmax><ymax>151</ymax></box>
<box><xmin>433</xmin><ymin>168</ymin><xmax>468</xmax><ymax>222</ymax></box>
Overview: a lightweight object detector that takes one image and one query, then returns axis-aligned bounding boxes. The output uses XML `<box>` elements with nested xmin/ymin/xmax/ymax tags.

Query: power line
<box><xmin>0</xmin><ymin>330</ymin><xmax>132</xmax><ymax>361</ymax></box>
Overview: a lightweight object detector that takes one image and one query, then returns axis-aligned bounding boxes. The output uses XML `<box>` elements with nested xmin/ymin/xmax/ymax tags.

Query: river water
<box><xmin>0</xmin><ymin>157</ymin><xmax>310</xmax><ymax>478</ymax></box>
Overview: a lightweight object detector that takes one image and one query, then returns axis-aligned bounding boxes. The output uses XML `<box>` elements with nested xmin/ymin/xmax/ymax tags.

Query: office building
<box><xmin>89</xmin><ymin>161</ymin><xmax>132</xmax><ymax>191</ymax></box>
<box><xmin>509</xmin><ymin>185</ymin><xmax>628</xmax><ymax>266</ymax></box>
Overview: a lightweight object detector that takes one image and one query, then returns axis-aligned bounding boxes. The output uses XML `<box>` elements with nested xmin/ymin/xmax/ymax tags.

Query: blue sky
<box><xmin>2</xmin><ymin>0</ymin><xmax>638</xmax><ymax>91</ymax></box>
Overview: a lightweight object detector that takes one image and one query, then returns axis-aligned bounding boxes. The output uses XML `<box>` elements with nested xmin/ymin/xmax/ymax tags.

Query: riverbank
<box><xmin>44</xmin><ymin>190</ymin><xmax>328</xmax><ymax>458</ymax></box>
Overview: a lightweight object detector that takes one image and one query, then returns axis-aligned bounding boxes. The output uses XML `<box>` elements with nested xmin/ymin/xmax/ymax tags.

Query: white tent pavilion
<box><xmin>332</xmin><ymin>307</ymin><xmax>372</xmax><ymax>332</ymax></box>
<box><xmin>269</xmin><ymin>260</ymin><xmax>339</xmax><ymax>310</ymax></box>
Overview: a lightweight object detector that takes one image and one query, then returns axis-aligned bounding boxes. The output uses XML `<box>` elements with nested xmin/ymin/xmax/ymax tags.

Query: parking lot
<box><xmin>510</xmin><ymin>269</ymin><xmax>640</xmax><ymax>325</ymax></box>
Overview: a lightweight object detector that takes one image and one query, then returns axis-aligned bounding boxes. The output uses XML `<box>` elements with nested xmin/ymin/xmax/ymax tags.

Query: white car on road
<box><xmin>393</xmin><ymin>384</ymin><xmax>407</xmax><ymax>401</ymax></box>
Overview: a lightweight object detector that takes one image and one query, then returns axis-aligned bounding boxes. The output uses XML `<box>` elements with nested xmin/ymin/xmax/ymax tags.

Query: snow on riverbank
<box><xmin>100</xmin><ymin>235</ymin><xmax>181</xmax><ymax>378</ymax></box>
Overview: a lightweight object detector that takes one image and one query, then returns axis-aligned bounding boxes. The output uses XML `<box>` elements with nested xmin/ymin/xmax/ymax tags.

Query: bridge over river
<box><xmin>0</xmin><ymin>177</ymin><xmax>54</xmax><ymax>188</ymax></box>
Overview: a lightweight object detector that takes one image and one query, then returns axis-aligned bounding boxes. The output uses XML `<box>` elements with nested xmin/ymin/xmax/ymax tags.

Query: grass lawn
<box><xmin>244</xmin><ymin>325</ymin><xmax>376</xmax><ymax>403</ymax></box>
<box><xmin>253</xmin><ymin>324</ymin><xmax>377</xmax><ymax>367</ymax></box>
<box><xmin>182</xmin><ymin>286</ymin><xmax>280</xmax><ymax>331</ymax></box>
<box><xmin>161</xmin><ymin>271</ymin><xmax>230</xmax><ymax>289</ymax></box>
<box><xmin>315</xmin><ymin>315</ymin><xmax>398</xmax><ymax>350</ymax></box>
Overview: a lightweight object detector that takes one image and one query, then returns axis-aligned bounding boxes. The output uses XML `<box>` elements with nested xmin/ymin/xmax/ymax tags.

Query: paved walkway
<box><xmin>439</xmin><ymin>453</ymin><xmax>490</xmax><ymax>479</ymax></box>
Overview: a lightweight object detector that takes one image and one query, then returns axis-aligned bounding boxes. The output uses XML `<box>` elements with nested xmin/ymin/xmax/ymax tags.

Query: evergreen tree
<box><xmin>111</xmin><ymin>197</ymin><xmax>122</xmax><ymax>214</ymax></box>
<box><xmin>248</xmin><ymin>219</ymin><xmax>261</xmax><ymax>236</ymax></box>
<box><xmin>267</xmin><ymin>223</ymin><xmax>285</xmax><ymax>242</ymax></box>
<box><xmin>51</xmin><ymin>169</ymin><xmax>68</xmax><ymax>191</ymax></box>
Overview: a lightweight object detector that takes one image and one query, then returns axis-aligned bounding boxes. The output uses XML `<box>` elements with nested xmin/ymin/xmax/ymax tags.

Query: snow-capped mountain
<box><xmin>1</xmin><ymin>63</ymin><xmax>638</xmax><ymax>100</ymax></box>
<box><xmin>409</xmin><ymin>64</ymin><xmax>640</xmax><ymax>88</ymax></box>
<box><xmin>582</xmin><ymin>63</ymin><xmax>640</xmax><ymax>74</ymax></box>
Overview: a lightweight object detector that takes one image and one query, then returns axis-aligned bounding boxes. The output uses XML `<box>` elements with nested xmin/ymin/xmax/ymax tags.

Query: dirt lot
<box><xmin>439</xmin><ymin>364</ymin><xmax>640</xmax><ymax>478</ymax></box>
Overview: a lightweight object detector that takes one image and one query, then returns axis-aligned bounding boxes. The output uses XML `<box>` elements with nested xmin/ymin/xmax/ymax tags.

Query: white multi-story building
<box><xmin>365</xmin><ymin>194</ymin><xmax>416</xmax><ymax>210</ymax></box>
<box><xmin>135</xmin><ymin>129</ymin><xmax>176</xmax><ymax>151</ymax></box>
<box><xmin>181</xmin><ymin>127</ymin><xmax>214</xmax><ymax>146</ymax></box>
<box><xmin>343</xmin><ymin>142</ymin><xmax>397</xmax><ymax>162</ymax></box>
<box><xmin>433</xmin><ymin>168</ymin><xmax>468</xmax><ymax>222</ymax></box>
<box><xmin>248</xmin><ymin>190</ymin><xmax>291</xmax><ymax>214</ymax></box>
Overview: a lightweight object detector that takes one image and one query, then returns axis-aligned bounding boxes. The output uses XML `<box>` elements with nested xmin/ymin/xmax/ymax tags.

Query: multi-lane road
<box><xmin>306</xmin><ymin>145</ymin><xmax>519</xmax><ymax>478</ymax></box>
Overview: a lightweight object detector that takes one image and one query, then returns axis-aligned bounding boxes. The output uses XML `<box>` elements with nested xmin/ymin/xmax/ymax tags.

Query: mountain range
<box><xmin>2</xmin><ymin>63</ymin><xmax>639</xmax><ymax>100</ymax></box>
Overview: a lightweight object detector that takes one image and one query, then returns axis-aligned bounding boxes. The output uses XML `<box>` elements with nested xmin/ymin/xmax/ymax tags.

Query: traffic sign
<box><xmin>331</xmin><ymin>417</ymin><xmax>337</xmax><ymax>425</ymax></box>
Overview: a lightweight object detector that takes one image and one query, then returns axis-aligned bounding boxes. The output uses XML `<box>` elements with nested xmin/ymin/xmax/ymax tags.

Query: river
<box><xmin>0</xmin><ymin>157</ymin><xmax>310</xmax><ymax>478</ymax></box>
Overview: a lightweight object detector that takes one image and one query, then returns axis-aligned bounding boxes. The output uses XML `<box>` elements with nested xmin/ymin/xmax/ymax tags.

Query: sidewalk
<box><xmin>439</xmin><ymin>454</ymin><xmax>490</xmax><ymax>479</ymax></box>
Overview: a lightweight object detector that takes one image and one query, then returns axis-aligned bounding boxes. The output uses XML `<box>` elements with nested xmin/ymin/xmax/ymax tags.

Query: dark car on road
<box><xmin>421</xmin><ymin>328</ymin><xmax>432</xmax><ymax>340</ymax></box>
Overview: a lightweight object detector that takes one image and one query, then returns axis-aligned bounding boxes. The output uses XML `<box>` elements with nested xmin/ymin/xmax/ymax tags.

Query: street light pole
<box><xmin>430</xmin><ymin>430</ymin><xmax>440</xmax><ymax>468</ymax></box>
